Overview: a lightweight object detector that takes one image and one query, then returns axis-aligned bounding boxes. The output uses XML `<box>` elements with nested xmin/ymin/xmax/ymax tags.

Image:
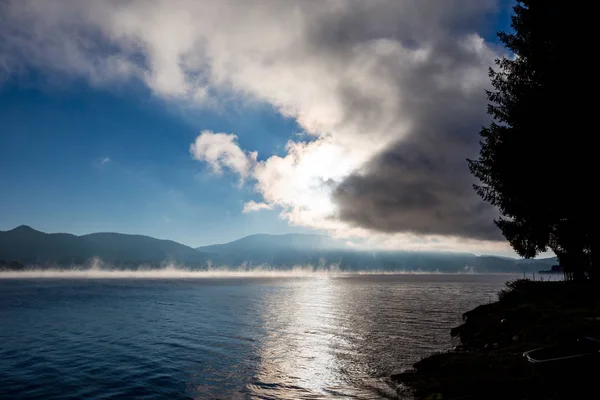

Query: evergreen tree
<box><xmin>468</xmin><ymin>1</ymin><xmax>593</xmax><ymax>280</ymax></box>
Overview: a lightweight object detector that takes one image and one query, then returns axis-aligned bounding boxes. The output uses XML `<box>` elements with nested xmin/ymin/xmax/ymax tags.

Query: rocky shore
<box><xmin>392</xmin><ymin>279</ymin><xmax>600</xmax><ymax>399</ymax></box>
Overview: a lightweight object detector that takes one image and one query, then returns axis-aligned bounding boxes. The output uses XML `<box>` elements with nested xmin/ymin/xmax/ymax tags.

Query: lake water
<box><xmin>0</xmin><ymin>273</ymin><xmax>516</xmax><ymax>399</ymax></box>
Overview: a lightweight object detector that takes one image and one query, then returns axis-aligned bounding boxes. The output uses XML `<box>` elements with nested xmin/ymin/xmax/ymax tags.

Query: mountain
<box><xmin>197</xmin><ymin>233</ymin><xmax>557</xmax><ymax>273</ymax></box>
<box><xmin>0</xmin><ymin>225</ymin><xmax>207</xmax><ymax>268</ymax></box>
<box><xmin>197</xmin><ymin>233</ymin><xmax>343</xmax><ymax>253</ymax></box>
<box><xmin>196</xmin><ymin>233</ymin><xmax>348</xmax><ymax>267</ymax></box>
<box><xmin>1</xmin><ymin>226</ymin><xmax>558</xmax><ymax>272</ymax></box>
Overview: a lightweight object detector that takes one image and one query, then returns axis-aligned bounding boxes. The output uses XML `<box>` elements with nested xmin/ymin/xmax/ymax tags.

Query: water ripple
<box><xmin>0</xmin><ymin>274</ymin><xmax>516</xmax><ymax>399</ymax></box>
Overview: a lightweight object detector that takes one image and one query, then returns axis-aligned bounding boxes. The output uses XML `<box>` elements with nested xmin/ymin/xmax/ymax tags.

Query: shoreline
<box><xmin>392</xmin><ymin>279</ymin><xmax>600</xmax><ymax>399</ymax></box>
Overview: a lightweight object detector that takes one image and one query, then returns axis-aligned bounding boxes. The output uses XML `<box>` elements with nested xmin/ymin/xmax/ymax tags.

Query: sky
<box><xmin>0</xmin><ymin>0</ymin><xmax>520</xmax><ymax>255</ymax></box>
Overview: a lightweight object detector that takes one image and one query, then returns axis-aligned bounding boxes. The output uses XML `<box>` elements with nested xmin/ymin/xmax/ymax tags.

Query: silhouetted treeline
<box><xmin>0</xmin><ymin>260</ymin><xmax>25</xmax><ymax>271</ymax></box>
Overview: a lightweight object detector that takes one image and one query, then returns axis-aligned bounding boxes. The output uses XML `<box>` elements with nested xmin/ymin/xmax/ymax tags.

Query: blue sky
<box><xmin>0</xmin><ymin>79</ymin><xmax>313</xmax><ymax>246</ymax></box>
<box><xmin>0</xmin><ymin>0</ymin><xmax>518</xmax><ymax>254</ymax></box>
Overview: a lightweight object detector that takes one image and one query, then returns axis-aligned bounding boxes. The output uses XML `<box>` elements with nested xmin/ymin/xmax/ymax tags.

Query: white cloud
<box><xmin>101</xmin><ymin>156</ymin><xmax>111</xmax><ymax>164</ymax></box>
<box><xmin>190</xmin><ymin>131</ymin><xmax>257</xmax><ymax>179</ymax></box>
<box><xmin>0</xmin><ymin>0</ymin><xmax>512</xmax><ymax>253</ymax></box>
<box><xmin>242</xmin><ymin>201</ymin><xmax>273</xmax><ymax>213</ymax></box>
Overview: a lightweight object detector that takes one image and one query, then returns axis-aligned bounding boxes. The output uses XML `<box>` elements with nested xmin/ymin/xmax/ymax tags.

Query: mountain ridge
<box><xmin>1</xmin><ymin>226</ymin><xmax>557</xmax><ymax>272</ymax></box>
<box><xmin>0</xmin><ymin>225</ymin><xmax>207</xmax><ymax>267</ymax></box>
<box><xmin>196</xmin><ymin>233</ymin><xmax>345</xmax><ymax>253</ymax></box>
<box><xmin>195</xmin><ymin>232</ymin><xmax>557</xmax><ymax>273</ymax></box>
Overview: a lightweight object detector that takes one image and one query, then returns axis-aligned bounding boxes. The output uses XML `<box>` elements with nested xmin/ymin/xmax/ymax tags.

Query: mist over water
<box><xmin>0</xmin><ymin>266</ymin><xmax>481</xmax><ymax>279</ymax></box>
<box><xmin>0</xmin><ymin>257</ymin><xmax>489</xmax><ymax>279</ymax></box>
<box><xmin>0</xmin><ymin>274</ymin><xmax>516</xmax><ymax>399</ymax></box>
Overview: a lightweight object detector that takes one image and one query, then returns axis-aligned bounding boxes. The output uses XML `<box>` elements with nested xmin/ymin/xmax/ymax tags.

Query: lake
<box><xmin>0</xmin><ymin>273</ymin><xmax>516</xmax><ymax>399</ymax></box>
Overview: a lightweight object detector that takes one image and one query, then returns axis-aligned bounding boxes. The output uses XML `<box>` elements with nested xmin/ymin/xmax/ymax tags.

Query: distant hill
<box><xmin>0</xmin><ymin>225</ymin><xmax>207</xmax><ymax>268</ymax></box>
<box><xmin>196</xmin><ymin>233</ymin><xmax>350</xmax><ymax>267</ymax></box>
<box><xmin>197</xmin><ymin>233</ymin><xmax>344</xmax><ymax>253</ymax></box>
<box><xmin>0</xmin><ymin>226</ymin><xmax>558</xmax><ymax>272</ymax></box>
<box><xmin>197</xmin><ymin>233</ymin><xmax>557</xmax><ymax>273</ymax></box>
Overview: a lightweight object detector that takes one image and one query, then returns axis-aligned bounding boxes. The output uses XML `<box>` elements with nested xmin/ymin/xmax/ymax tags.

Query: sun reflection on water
<box><xmin>248</xmin><ymin>278</ymin><xmax>342</xmax><ymax>398</ymax></box>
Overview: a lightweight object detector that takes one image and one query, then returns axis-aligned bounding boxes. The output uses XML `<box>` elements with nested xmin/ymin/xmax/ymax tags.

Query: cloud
<box><xmin>242</xmin><ymin>201</ymin><xmax>273</xmax><ymax>213</ymax></box>
<box><xmin>100</xmin><ymin>156</ymin><xmax>111</xmax><ymax>165</ymax></box>
<box><xmin>0</xmin><ymin>0</ymin><xmax>509</xmax><ymax>252</ymax></box>
<box><xmin>190</xmin><ymin>131</ymin><xmax>257</xmax><ymax>178</ymax></box>
<box><xmin>332</xmin><ymin>35</ymin><xmax>502</xmax><ymax>241</ymax></box>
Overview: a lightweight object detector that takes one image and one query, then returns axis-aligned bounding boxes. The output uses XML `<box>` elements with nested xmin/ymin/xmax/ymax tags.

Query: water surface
<box><xmin>0</xmin><ymin>274</ymin><xmax>515</xmax><ymax>399</ymax></box>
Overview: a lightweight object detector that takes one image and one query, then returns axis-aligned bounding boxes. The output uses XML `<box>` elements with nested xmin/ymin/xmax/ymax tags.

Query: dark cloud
<box><xmin>332</xmin><ymin>37</ymin><xmax>503</xmax><ymax>241</ymax></box>
<box><xmin>304</xmin><ymin>0</ymin><xmax>497</xmax><ymax>48</ymax></box>
<box><xmin>296</xmin><ymin>1</ymin><xmax>504</xmax><ymax>241</ymax></box>
<box><xmin>333</xmin><ymin>137</ymin><xmax>502</xmax><ymax>240</ymax></box>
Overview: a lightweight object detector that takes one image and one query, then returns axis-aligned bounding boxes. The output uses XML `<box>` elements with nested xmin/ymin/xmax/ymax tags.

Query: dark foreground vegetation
<box><xmin>468</xmin><ymin>0</ymin><xmax>595</xmax><ymax>282</ymax></box>
<box><xmin>393</xmin><ymin>279</ymin><xmax>600</xmax><ymax>399</ymax></box>
<box><xmin>410</xmin><ymin>2</ymin><xmax>600</xmax><ymax>395</ymax></box>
